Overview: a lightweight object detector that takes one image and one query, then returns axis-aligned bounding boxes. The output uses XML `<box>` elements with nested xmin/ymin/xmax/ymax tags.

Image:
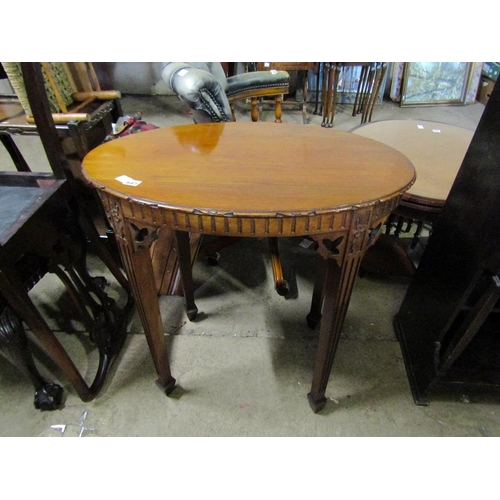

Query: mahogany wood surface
<box><xmin>83</xmin><ymin>122</ymin><xmax>415</xmax><ymax>218</ymax></box>
<box><xmin>82</xmin><ymin>122</ymin><xmax>415</xmax><ymax>412</ymax></box>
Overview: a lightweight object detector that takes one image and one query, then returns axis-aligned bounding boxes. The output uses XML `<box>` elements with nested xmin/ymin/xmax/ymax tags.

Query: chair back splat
<box><xmin>20</xmin><ymin>63</ymin><xmax>67</xmax><ymax>179</ymax></box>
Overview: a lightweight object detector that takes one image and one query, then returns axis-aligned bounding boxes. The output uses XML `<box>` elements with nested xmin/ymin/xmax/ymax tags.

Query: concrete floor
<box><xmin>2</xmin><ymin>87</ymin><xmax>498</xmax><ymax>439</ymax></box>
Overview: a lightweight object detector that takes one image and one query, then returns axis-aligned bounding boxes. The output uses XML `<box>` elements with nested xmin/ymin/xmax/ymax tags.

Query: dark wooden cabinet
<box><xmin>394</xmin><ymin>78</ymin><xmax>500</xmax><ymax>405</ymax></box>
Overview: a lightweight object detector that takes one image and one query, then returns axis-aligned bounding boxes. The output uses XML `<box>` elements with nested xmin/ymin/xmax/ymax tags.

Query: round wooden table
<box><xmin>82</xmin><ymin>122</ymin><xmax>415</xmax><ymax>413</ymax></box>
<box><xmin>352</xmin><ymin>119</ymin><xmax>474</xmax><ymax>220</ymax></box>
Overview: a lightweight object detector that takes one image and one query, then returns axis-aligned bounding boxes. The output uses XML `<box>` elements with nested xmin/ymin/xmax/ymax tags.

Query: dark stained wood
<box><xmin>394</xmin><ymin>78</ymin><xmax>500</xmax><ymax>405</ymax></box>
<box><xmin>0</xmin><ymin>175</ymin><xmax>133</xmax><ymax>406</ymax></box>
<box><xmin>0</xmin><ymin>63</ymin><xmax>133</xmax><ymax>410</ymax></box>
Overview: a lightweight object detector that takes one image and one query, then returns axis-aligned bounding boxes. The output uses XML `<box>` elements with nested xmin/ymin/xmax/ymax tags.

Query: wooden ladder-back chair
<box><xmin>2</xmin><ymin>62</ymin><xmax>121</xmax><ymax>124</ymax></box>
<box><xmin>1</xmin><ymin>62</ymin><xmax>123</xmax><ymax>160</ymax></box>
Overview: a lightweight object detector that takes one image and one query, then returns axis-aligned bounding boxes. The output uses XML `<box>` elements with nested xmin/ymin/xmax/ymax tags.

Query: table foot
<box><xmin>275</xmin><ymin>280</ymin><xmax>290</xmax><ymax>297</ymax></box>
<box><xmin>206</xmin><ymin>252</ymin><xmax>220</xmax><ymax>266</ymax></box>
<box><xmin>307</xmin><ymin>392</ymin><xmax>327</xmax><ymax>413</ymax></box>
<box><xmin>186</xmin><ymin>306</ymin><xmax>198</xmax><ymax>321</ymax></box>
<box><xmin>34</xmin><ymin>383</ymin><xmax>64</xmax><ymax>411</ymax></box>
<box><xmin>306</xmin><ymin>312</ymin><xmax>321</xmax><ymax>330</ymax></box>
<box><xmin>156</xmin><ymin>376</ymin><xmax>176</xmax><ymax>396</ymax></box>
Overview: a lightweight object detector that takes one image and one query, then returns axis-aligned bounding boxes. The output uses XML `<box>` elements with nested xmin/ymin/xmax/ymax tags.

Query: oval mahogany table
<box><xmin>82</xmin><ymin>122</ymin><xmax>415</xmax><ymax>413</ymax></box>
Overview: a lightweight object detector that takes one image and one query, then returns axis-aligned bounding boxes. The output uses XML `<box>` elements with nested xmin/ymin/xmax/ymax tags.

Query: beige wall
<box><xmin>97</xmin><ymin>62</ymin><xmax>173</xmax><ymax>95</ymax></box>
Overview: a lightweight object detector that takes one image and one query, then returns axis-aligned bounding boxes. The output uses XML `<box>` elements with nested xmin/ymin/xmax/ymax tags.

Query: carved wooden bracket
<box><xmin>128</xmin><ymin>221</ymin><xmax>160</xmax><ymax>252</ymax></box>
<box><xmin>313</xmin><ymin>234</ymin><xmax>346</xmax><ymax>261</ymax></box>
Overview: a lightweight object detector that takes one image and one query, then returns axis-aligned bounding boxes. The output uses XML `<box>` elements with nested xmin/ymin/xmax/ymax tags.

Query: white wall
<box><xmin>101</xmin><ymin>62</ymin><xmax>173</xmax><ymax>95</ymax></box>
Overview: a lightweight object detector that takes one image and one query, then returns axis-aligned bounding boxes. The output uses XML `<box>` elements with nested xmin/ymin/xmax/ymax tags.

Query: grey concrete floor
<box><xmin>2</xmin><ymin>90</ymin><xmax>498</xmax><ymax>439</ymax></box>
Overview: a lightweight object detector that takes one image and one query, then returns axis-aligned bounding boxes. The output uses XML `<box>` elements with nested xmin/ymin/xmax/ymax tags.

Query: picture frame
<box><xmin>400</xmin><ymin>62</ymin><xmax>472</xmax><ymax>106</ymax></box>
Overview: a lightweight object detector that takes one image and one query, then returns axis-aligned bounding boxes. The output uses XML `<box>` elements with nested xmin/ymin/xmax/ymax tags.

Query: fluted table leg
<box><xmin>116</xmin><ymin>219</ymin><xmax>176</xmax><ymax>395</ymax></box>
<box><xmin>307</xmin><ymin>252</ymin><xmax>364</xmax><ymax>412</ymax></box>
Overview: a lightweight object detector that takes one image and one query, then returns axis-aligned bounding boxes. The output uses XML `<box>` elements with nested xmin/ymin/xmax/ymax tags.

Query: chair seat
<box><xmin>226</xmin><ymin>70</ymin><xmax>289</xmax><ymax>100</ymax></box>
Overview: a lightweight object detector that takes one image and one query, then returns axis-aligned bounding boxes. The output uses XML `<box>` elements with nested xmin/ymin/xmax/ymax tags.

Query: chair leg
<box><xmin>0</xmin><ymin>305</ymin><xmax>63</xmax><ymax>410</ymax></box>
<box><xmin>364</xmin><ymin>63</ymin><xmax>387</xmax><ymax>124</ymax></box>
<box><xmin>322</xmin><ymin>63</ymin><xmax>333</xmax><ymax>127</ymax></box>
<box><xmin>274</xmin><ymin>95</ymin><xmax>283</xmax><ymax>123</ymax></box>
<box><xmin>200</xmin><ymin>236</ymin><xmax>289</xmax><ymax>297</ymax></box>
<box><xmin>322</xmin><ymin>63</ymin><xmax>340</xmax><ymax>128</ymax></box>
<box><xmin>353</xmin><ymin>65</ymin><xmax>369</xmax><ymax>116</ymax></box>
<box><xmin>230</xmin><ymin>103</ymin><xmax>237</xmax><ymax>122</ymax></box>
<box><xmin>199</xmin><ymin>235</ymin><xmax>291</xmax><ymax>299</ymax></box>
<box><xmin>313</xmin><ymin>63</ymin><xmax>322</xmax><ymax>115</ymax></box>
<box><xmin>357</xmin><ymin>64</ymin><xmax>374</xmax><ymax>119</ymax></box>
<box><xmin>250</xmin><ymin>98</ymin><xmax>259</xmax><ymax>122</ymax></box>
<box><xmin>268</xmin><ymin>237</ymin><xmax>289</xmax><ymax>296</ymax></box>
<box><xmin>0</xmin><ymin>132</ymin><xmax>32</xmax><ymax>172</ymax></box>
<box><xmin>329</xmin><ymin>64</ymin><xmax>341</xmax><ymax>127</ymax></box>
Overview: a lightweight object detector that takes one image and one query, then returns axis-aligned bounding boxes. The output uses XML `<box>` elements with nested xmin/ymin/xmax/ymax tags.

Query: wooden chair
<box><xmin>162</xmin><ymin>62</ymin><xmax>289</xmax><ymax>125</ymax></box>
<box><xmin>255</xmin><ymin>62</ymin><xmax>314</xmax><ymax>124</ymax></box>
<box><xmin>0</xmin><ymin>63</ymin><xmax>133</xmax><ymax>410</ymax></box>
<box><xmin>1</xmin><ymin>62</ymin><xmax>123</xmax><ymax>160</ymax></box>
<box><xmin>227</xmin><ymin>65</ymin><xmax>291</xmax><ymax>123</ymax></box>
<box><xmin>1</xmin><ymin>62</ymin><xmax>126</xmax><ymax>240</ymax></box>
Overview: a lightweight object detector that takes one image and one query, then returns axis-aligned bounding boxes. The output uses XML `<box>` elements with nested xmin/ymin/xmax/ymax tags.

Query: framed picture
<box><xmin>390</xmin><ymin>62</ymin><xmax>405</xmax><ymax>102</ymax></box>
<box><xmin>401</xmin><ymin>62</ymin><xmax>472</xmax><ymax>106</ymax></box>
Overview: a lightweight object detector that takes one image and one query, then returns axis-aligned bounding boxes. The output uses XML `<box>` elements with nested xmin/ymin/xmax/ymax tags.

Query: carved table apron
<box><xmin>82</xmin><ymin>122</ymin><xmax>415</xmax><ymax>412</ymax></box>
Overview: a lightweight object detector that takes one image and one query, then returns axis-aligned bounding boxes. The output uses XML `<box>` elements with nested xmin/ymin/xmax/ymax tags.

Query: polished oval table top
<box><xmin>82</xmin><ymin>122</ymin><xmax>416</xmax><ymax>220</ymax></box>
<box><xmin>352</xmin><ymin>119</ymin><xmax>474</xmax><ymax>204</ymax></box>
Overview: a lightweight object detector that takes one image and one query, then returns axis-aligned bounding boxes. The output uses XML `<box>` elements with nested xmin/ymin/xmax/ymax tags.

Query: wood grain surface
<box><xmin>82</xmin><ymin>122</ymin><xmax>415</xmax><ymax>216</ymax></box>
<box><xmin>352</xmin><ymin>119</ymin><xmax>473</xmax><ymax>203</ymax></box>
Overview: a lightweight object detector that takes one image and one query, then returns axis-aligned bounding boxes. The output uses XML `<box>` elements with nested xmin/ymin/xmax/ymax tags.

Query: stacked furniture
<box><xmin>0</xmin><ymin>63</ymin><xmax>133</xmax><ymax>410</ymax></box>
